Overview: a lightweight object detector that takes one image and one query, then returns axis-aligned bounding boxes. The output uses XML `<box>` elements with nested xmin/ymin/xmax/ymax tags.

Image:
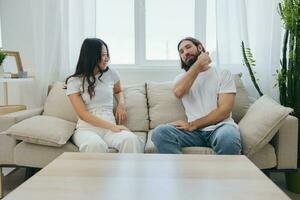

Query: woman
<box><xmin>65</xmin><ymin>38</ymin><xmax>143</xmax><ymax>153</ymax></box>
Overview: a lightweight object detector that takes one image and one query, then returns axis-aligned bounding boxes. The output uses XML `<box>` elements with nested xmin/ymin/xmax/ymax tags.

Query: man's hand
<box><xmin>195</xmin><ymin>52</ymin><xmax>211</xmax><ymax>71</ymax></box>
<box><xmin>170</xmin><ymin>120</ymin><xmax>196</xmax><ymax>132</ymax></box>
<box><xmin>115</xmin><ymin>103</ymin><xmax>127</xmax><ymax>125</ymax></box>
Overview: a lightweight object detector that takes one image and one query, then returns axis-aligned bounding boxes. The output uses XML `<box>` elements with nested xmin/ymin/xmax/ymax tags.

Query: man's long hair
<box><xmin>177</xmin><ymin>37</ymin><xmax>206</xmax><ymax>71</ymax></box>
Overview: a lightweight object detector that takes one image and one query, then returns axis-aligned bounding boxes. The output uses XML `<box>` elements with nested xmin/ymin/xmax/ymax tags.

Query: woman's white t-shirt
<box><xmin>175</xmin><ymin>67</ymin><xmax>238</xmax><ymax>131</ymax></box>
<box><xmin>66</xmin><ymin>67</ymin><xmax>120</xmax><ymax>126</ymax></box>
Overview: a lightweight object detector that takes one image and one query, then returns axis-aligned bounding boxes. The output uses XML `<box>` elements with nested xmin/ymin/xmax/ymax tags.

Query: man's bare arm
<box><xmin>173</xmin><ymin>52</ymin><xmax>211</xmax><ymax>98</ymax></box>
<box><xmin>188</xmin><ymin>93</ymin><xmax>236</xmax><ymax>131</ymax></box>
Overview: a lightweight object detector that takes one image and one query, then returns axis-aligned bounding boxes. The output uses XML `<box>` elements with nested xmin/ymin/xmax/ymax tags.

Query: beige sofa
<box><xmin>0</xmin><ymin>75</ymin><xmax>298</xmax><ymax>176</ymax></box>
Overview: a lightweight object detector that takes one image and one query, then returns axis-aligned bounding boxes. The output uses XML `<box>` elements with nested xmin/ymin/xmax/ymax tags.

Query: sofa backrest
<box><xmin>122</xmin><ymin>84</ymin><xmax>149</xmax><ymax>131</ymax></box>
<box><xmin>147</xmin><ymin>81</ymin><xmax>187</xmax><ymax>129</ymax></box>
<box><xmin>43</xmin><ymin>82</ymin><xmax>149</xmax><ymax>132</ymax></box>
<box><xmin>43</xmin><ymin>74</ymin><xmax>250</xmax><ymax>132</ymax></box>
<box><xmin>146</xmin><ymin>74</ymin><xmax>251</xmax><ymax>129</ymax></box>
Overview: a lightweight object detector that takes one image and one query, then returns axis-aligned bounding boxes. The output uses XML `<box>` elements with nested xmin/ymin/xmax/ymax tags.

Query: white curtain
<box><xmin>216</xmin><ymin>0</ymin><xmax>282</xmax><ymax>99</ymax></box>
<box><xmin>28</xmin><ymin>0</ymin><xmax>95</xmax><ymax>106</ymax></box>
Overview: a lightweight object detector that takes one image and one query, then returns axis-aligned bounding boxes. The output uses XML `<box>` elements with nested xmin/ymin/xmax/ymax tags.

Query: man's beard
<box><xmin>184</xmin><ymin>51</ymin><xmax>201</xmax><ymax>71</ymax></box>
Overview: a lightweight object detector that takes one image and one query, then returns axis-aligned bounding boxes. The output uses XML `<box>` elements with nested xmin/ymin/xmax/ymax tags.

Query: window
<box><xmin>96</xmin><ymin>0</ymin><xmax>135</xmax><ymax>64</ymax></box>
<box><xmin>145</xmin><ymin>0</ymin><xmax>194</xmax><ymax>60</ymax></box>
<box><xmin>206</xmin><ymin>0</ymin><xmax>217</xmax><ymax>63</ymax></box>
<box><xmin>96</xmin><ymin>0</ymin><xmax>215</xmax><ymax>66</ymax></box>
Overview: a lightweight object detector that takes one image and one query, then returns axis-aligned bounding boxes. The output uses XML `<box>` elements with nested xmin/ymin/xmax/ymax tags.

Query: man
<box><xmin>151</xmin><ymin>37</ymin><xmax>242</xmax><ymax>155</ymax></box>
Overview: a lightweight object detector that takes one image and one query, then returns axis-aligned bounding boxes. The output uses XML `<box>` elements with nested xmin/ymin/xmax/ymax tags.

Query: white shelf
<box><xmin>0</xmin><ymin>77</ymin><xmax>35</xmax><ymax>105</ymax></box>
<box><xmin>0</xmin><ymin>77</ymin><xmax>34</xmax><ymax>83</ymax></box>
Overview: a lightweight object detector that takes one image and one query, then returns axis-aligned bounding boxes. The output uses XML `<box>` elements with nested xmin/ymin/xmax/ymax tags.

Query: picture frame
<box><xmin>1</xmin><ymin>51</ymin><xmax>23</xmax><ymax>75</ymax></box>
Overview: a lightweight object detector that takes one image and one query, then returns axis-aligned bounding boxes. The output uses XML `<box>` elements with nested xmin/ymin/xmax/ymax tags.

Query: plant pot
<box><xmin>286</xmin><ymin>168</ymin><xmax>300</xmax><ymax>194</ymax></box>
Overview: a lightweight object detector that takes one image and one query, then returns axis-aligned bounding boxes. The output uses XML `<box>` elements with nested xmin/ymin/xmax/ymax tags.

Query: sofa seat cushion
<box><xmin>14</xmin><ymin>132</ymin><xmax>147</xmax><ymax>168</ymax></box>
<box><xmin>239</xmin><ymin>95</ymin><xmax>293</xmax><ymax>156</ymax></box>
<box><xmin>14</xmin><ymin>142</ymin><xmax>120</xmax><ymax>168</ymax></box>
<box><xmin>5</xmin><ymin>115</ymin><xmax>76</xmax><ymax>147</ymax></box>
<box><xmin>14</xmin><ymin>141</ymin><xmax>79</xmax><ymax>168</ymax></box>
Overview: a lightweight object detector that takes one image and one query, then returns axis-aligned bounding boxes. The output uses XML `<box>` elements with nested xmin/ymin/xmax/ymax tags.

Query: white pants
<box><xmin>73</xmin><ymin>108</ymin><xmax>144</xmax><ymax>153</ymax></box>
<box><xmin>72</xmin><ymin>125</ymin><xmax>144</xmax><ymax>153</ymax></box>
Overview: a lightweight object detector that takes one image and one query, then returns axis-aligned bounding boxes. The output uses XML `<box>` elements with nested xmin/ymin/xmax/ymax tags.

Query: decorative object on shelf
<box><xmin>241</xmin><ymin>41</ymin><xmax>263</xmax><ymax>96</ymax></box>
<box><xmin>277</xmin><ymin>0</ymin><xmax>300</xmax><ymax>194</ymax></box>
<box><xmin>0</xmin><ymin>51</ymin><xmax>24</xmax><ymax>78</ymax></box>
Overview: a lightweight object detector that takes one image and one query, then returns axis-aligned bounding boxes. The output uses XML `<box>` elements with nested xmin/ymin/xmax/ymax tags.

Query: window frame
<box><xmin>97</xmin><ymin>0</ymin><xmax>207</xmax><ymax>68</ymax></box>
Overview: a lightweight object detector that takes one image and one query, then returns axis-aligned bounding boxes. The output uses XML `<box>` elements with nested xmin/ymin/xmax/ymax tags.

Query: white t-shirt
<box><xmin>174</xmin><ymin>67</ymin><xmax>238</xmax><ymax>131</ymax></box>
<box><xmin>66</xmin><ymin>67</ymin><xmax>120</xmax><ymax>126</ymax></box>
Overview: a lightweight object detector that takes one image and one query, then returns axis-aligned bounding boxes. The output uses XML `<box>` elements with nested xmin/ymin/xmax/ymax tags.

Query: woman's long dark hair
<box><xmin>65</xmin><ymin>38</ymin><xmax>110</xmax><ymax>99</ymax></box>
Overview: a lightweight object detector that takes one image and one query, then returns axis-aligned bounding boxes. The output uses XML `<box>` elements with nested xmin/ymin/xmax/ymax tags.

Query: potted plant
<box><xmin>241</xmin><ymin>41</ymin><xmax>263</xmax><ymax>97</ymax></box>
<box><xmin>0</xmin><ymin>48</ymin><xmax>6</xmax><ymax>66</ymax></box>
<box><xmin>277</xmin><ymin>0</ymin><xmax>300</xmax><ymax>193</ymax></box>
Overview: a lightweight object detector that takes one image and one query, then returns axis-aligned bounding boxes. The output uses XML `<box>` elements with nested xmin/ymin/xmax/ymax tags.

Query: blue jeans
<box><xmin>151</xmin><ymin>124</ymin><xmax>242</xmax><ymax>155</ymax></box>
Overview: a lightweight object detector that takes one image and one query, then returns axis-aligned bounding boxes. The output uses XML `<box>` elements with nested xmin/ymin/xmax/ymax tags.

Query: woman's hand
<box><xmin>109</xmin><ymin>125</ymin><xmax>130</xmax><ymax>132</ymax></box>
<box><xmin>115</xmin><ymin>103</ymin><xmax>127</xmax><ymax>125</ymax></box>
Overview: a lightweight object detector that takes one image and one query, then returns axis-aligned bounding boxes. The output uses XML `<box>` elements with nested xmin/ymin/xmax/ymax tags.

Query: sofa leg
<box><xmin>0</xmin><ymin>167</ymin><xmax>3</xmax><ymax>199</ymax></box>
<box><xmin>25</xmin><ymin>167</ymin><xmax>40</xmax><ymax>180</ymax></box>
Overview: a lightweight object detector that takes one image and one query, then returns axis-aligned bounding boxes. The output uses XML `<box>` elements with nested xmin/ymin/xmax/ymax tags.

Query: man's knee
<box><xmin>151</xmin><ymin>124</ymin><xmax>176</xmax><ymax>144</ymax></box>
<box><xmin>213</xmin><ymin>125</ymin><xmax>242</xmax><ymax>154</ymax></box>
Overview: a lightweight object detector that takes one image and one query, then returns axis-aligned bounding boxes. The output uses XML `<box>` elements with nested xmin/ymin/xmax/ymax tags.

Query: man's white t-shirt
<box><xmin>174</xmin><ymin>67</ymin><xmax>238</xmax><ymax>131</ymax></box>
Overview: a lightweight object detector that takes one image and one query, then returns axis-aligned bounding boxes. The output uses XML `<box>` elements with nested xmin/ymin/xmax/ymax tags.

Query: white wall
<box><xmin>0</xmin><ymin>0</ymin><xmax>37</xmax><ymax>107</ymax></box>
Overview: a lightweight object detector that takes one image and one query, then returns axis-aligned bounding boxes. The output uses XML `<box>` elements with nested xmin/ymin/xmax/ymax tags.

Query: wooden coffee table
<box><xmin>3</xmin><ymin>153</ymin><xmax>290</xmax><ymax>200</ymax></box>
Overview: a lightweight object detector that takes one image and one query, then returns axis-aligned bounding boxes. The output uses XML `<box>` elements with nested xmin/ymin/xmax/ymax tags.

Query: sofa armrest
<box><xmin>0</xmin><ymin>107</ymin><xmax>43</xmax><ymax>132</ymax></box>
<box><xmin>273</xmin><ymin>115</ymin><xmax>298</xmax><ymax>169</ymax></box>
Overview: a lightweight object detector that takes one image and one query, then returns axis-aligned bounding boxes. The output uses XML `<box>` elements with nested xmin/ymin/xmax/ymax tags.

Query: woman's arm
<box><xmin>113</xmin><ymin>80</ymin><xmax>127</xmax><ymax>125</ymax></box>
<box><xmin>68</xmin><ymin>93</ymin><xmax>128</xmax><ymax>131</ymax></box>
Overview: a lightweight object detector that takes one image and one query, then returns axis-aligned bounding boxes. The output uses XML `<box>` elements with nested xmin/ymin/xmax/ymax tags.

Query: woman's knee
<box><xmin>79</xmin><ymin>139</ymin><xmax>108</xmax><ymax>153</ymax></box>
<box><xmin>117</xmin><ymin>132</ymin><xmax>144</xmax><ymax>153</ymax></box>
<box><xmin>120</xmin><ymin>132</ymin><xmax>141</xmax><ymax>145</ymax></box>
